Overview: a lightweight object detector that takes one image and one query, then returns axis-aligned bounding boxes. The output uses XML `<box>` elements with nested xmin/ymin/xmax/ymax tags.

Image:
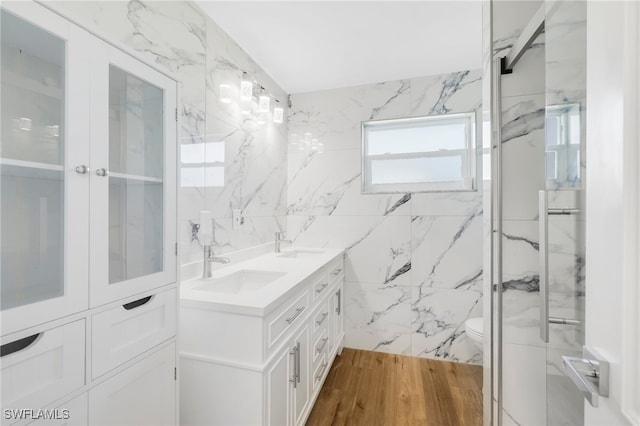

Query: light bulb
<box><xmin>273</xmin><ymin>107</ymin><xmax>284</xmax><ymax>124</ymax></box>
<box><xmin>219</xmin><ymin>84</ymin><xmax>232</xmax><ymax>103</ymax></box>
<box><xmin>240</xmin><ymin>98</ymin><xmax>251</xmax><ymax>115</ymax></box>
<box><xmin>240</xmin><ymin>79</ymin><xmax>253</xmax><ymax>101</ymax></box>
<box><xmin>258</xmin><ymin>95</ymin><xmax>270</xmax><ymax>113</ymax></box>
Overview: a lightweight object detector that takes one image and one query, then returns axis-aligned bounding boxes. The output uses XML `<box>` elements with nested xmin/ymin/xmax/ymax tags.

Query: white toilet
<box><xmin>464</xmin><ymin>317</ymin><xmax>484</xmax><ymax>350</ymax></box>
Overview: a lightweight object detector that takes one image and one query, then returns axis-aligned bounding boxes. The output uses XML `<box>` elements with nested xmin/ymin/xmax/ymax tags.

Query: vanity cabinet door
<box><xmin>333</xmin><ymin>282</ymin><xmax>344</xmax><ymax>353</ymax></box>
<box><xmin>88</xmin><ymin>39</ymin><xmax>177</xmax><ymax>307</ymax></box>
<box><xmin>267</xmin><ymin>345</ymin><xmax>292</xmax><ymax>426</ymax></box>
<box><xmin>267</xmin><ymin>323</ymin><xmax>310</xmax><ymax>426</ymax></box>
<box><xmin>0</xmin><ymin>2</ymin><xmax>90</xmax><ymax>336</ymax></box>
<box><xmin>292</xmin><ymin>324</ymin><xmax>310</xmax><ymax>426</ymax></box>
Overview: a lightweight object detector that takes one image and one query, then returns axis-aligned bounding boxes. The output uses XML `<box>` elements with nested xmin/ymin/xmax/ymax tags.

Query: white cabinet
<box><xmin>291</xmin><ymin>324</ymin><xmax>310</xmax><ymax>426</ymax></box>
<box><xmin>88</xmin><ymin>40</ymin><xmax>177</xmax><ymax>307</ymax></box>
<box><xmin>0</xmin><ymin>2</ymin><xmax>178</xmax><ymax>425</ymax></box>
<box><xmin>332</xmin><ymin>282</ymin><xmax>344</xmax><ymax>353</ymax></box>
<box><xmin>267</xmin><ymin>347</ymin><xmax>292</xmax><ymax>426</ymax></box>
<box><xmin>0</xmin><ymin>320</ymin><xmax>85</xmax><ymax>417</ymax></box>
<box><xmin>266</xmin><ymin>324</ymin><xmax>310</xmax><ymax>426</ymax></box>
<box><xmin>26</xmin><ymin>393</ymin><xmax>88</xmax><ymax>426</ymax></box>
<box><xmin>91</xmin><ymin>288</ymin><xmax>177</xmax><ymax>379</ymax></box>
<box><xmin>0</xmin><ymin>1</ymin><xmax>177</xmax><ymax>336</ymax></box>
<box><xmin>180</xmin><ymin>254</ymin><xmax>345</xmax><ymax>426</ymax></box>
<box><xmin>0</xmin><ymin>1</ymin><xmax>90</xmax><ymax>337</ymax></box>
<box><xmin>88</xmin><ymin>343</ymin><xmax>176</xmax><ymax>426</ymax></box>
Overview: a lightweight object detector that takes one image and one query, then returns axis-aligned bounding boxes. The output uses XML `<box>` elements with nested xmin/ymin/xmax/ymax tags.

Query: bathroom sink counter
<box><xmin>180</xmin><ymin>247</ymin><xmax>345</xmax><ymax>316</ymax></box>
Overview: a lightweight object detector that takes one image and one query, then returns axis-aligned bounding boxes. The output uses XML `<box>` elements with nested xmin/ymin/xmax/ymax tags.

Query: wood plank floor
<box><xmin>306</xmin><ymin>348</ymin><xmax>483</xmax><ymax>426</ymax></box>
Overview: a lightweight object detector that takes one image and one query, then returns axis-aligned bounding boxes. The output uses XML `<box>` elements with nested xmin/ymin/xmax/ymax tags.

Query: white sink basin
<box><xmin>276</xmin><ymin>249</ymin><xmax>326</xmax><ymax>259</ymax></box>
<box><xmin>194</xmin><ymin>269</ymin><xmax>287</xmax><ymax>294</ymax></box>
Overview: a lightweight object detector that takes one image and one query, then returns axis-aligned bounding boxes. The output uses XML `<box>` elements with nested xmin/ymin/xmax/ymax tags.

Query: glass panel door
<box><xmin>1</xmin><ymin>9</ymin><xmax>65</xmax><ymax>309</ymax></box>
<box><xmin>544</xmin><ymin>1</ymin><xmax>587</xmax><ymax>424</ymax></box>
<box><xmin>0</xmin><ymin>4</ymin><xmax>89</xmax><ymax>335</ymax></box>
<box><xmin>108</xmin><ymin>66</ymin><xmax>164</xmax><ymax>285</ymax></box>
<box><xmin>89</xmin><ymin>42</ymin><xmax>176</xmax><ymax>307</ymax></box>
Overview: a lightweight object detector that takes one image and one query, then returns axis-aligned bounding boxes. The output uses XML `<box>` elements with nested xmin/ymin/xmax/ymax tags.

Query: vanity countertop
<box><xmin>180</xmin><ymin>247</ymin><xmax>345</xmax><ymax>317</ymax></box>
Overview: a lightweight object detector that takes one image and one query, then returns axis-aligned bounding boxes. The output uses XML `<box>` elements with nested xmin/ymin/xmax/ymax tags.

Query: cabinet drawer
<box><xmin>312</xmin><ymin>301</ymin><xmax>330</xmax><ymax>337</ymax></box>
<box><xmin>88</xmin><ymin>343</ymin><xmax>175</xmax><ymax>426</ymax></box>
<box><xmin>312</xmin><ymin>353</ymin><xmax>329</xmax><ymax>394</ymax></box>
<box><xmin>91</xmin><ymin>288</ymin><xmax>176</xmax><ymax>379</ymax></box>
<box><xmin>1</xmin><ymin>320</ymin><xmax>85</xmax><ymax>415</ymax></box>
<box><xmin>267</xmin><ymin>291</ymin><xmax>309</xmax><ymax>349</ymax></box>
<box><xmin>26</xmin><ymin>393</ymin><xmax>88</xmax><ymax>426</ymax></box>
<box><xmin>328</xmin><ymin>262</ymin><xmax>344</xmax><ymax>283</ymax></box>
<box><xmin>312</xmin><ymin>275</ymin><xmax>330</xmax><ymax>301</ymax></box>
<box><xmin>312</xmin><ymin>328</ymin><xmax>329</xmax><ymax>368</ymax></box>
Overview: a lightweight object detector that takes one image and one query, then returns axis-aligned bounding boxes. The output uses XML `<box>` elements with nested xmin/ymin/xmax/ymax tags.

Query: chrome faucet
<box><xmin>274</xmin><ymin>232</ymin><xmax>292</xmax><ymax>253</ymax></box>
<box><xmin>203</xmin><ymin>245</ymin><xmax>230</xmax><ymax>278</ymax></box>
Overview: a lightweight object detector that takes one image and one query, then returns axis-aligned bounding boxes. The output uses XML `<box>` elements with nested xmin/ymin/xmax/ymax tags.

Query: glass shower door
<box><xmin>543</xmin><ymin>1</ymin><xmax>587</xmax><ymax>424</ymax></box>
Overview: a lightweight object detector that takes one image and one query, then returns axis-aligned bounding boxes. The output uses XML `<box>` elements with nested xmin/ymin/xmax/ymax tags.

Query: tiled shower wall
<box><xmin>287</xmin><ymin>71</ymin><xmax>484</xmax><ymax>364</ymax></box>
<box><xmin>49</xmin><ymin>1</ymin><xmax>289</xmax><ymax>277</ymax></box>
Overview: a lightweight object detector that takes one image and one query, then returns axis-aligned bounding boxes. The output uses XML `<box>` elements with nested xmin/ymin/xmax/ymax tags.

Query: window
<box><xmin>545</xmin><ymin>103</ymin><xmax>581</xmax><ymax>188</ymax></box>
<box><xmin>361</xmin><ymin>113</ymin><xmax>476</xmax><ymax>193</ymax></box>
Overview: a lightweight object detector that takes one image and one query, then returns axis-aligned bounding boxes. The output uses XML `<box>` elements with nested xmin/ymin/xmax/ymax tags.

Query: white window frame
<box><xmin>361</xmin><ymin>112</ymin><xmax>477</xmax><ymax>194</ymax></box>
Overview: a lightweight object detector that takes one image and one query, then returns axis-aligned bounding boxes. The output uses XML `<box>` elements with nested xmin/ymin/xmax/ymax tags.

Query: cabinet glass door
<box><xmin>0</xmin><ymin>4</ymin><xmax>89</xmax><ymax>335</ymax></box>
<box><xmin>90</xmin><ymin>43</ymin><xmax>176</xmax><ymax>306</ymax></box>
<box><xmin>108</xmin><ymin>66</ymin><xmax>164</xmax><ymax>285</ymax></box>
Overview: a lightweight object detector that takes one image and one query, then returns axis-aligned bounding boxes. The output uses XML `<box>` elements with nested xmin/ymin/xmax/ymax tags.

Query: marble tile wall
<box><xmin>50</xmin><ymin>1</ymin><xmax>289</xmax><ymax>276</ymax></box>
<box><xmin>287</xmin><ymin>70</ymin><xmax>484</xmax><ymax>365</ymax></box>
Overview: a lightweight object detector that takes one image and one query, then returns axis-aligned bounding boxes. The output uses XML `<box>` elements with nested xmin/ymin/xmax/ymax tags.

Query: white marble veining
<box><xmin>411</xmin><ymin>212</ymin><xmax>483</xmax><ymax>290</ymax></box>
<box><xmin>288</xmin><ymin>215</ymin><xmax>411</xmax><ymax>287</ymax></box>
<box><xmin>411</xmin><ymin>285</ymin><xmax>483</xmax><ymax>364</ymax></box>
<box><xmin>288</xmin><ymin>80</ymin><xmax>410</xmax><ymax>153</ymax></box>
<box><xmin>343</xmin><ymin>282</ymin><xmax>412</xmax><ymax>354</ymax></box>
<box><xmin>410</xmin><ymin>70</ymin><xmax>482</xmax><ymax>116</ymax></box>
<box><xmin>501</xmin><ymin>95</ymin><xmax>546</xmax><ymax>221</ymax></box>
<box><xmin>288</xmin><ymin>70</ymin><xmax>484</xmax><ymax>365</ymax></box>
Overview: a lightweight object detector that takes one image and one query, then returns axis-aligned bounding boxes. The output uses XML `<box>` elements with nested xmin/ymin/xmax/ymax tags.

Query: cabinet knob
<box><xmin>75</xmin><ymin>165</ymin><xmax>89</xmax><ymax>174</ymax></box>
<box><xmin>96</xmin><ymin>168</ymin><xmax>109</xmax><ymax>177</ymax></box>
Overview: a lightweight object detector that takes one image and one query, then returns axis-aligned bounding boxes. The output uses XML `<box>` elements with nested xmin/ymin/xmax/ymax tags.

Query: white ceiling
<box><xmin>196</xmin><ymin>1</ymin><xmax>483</xmax><ymax>94</ymax></box>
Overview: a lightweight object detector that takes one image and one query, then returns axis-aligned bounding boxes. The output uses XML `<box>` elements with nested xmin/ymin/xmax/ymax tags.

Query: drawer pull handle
<box><xmin>1</xmin><ymin>333</ymin><xmax>40</xmax><ymax>357</ymax></box>
<box><xmin>123</xmin><ymin>295</ymin><xmax>153</xmax><ymax>310</ymax></box>
<box><xmin>316</xmin><ymin>337</ymin><xmax>329</xmax><ymax>354</ymax></box>
<box><xmin>315</xmin><ymin>361</ymin><xmax>329</xmax><ymax>381</ymax></box>
<box><xmin>332</xmin><ymin>268</ymin><xmax>343</xmax><ymax>276</ymax></box>
<box><xmin>316</xmin><ymin>312</ymin><xmax>328</xmax><ymax>326</ymax></box>
<box><xmin>285</xmin><ymin>306</ymin><xmax>306</xmax><ymax>324</ymax></box>
<box><xmin>315</xmin><ymin>283</ymin><xmax>329</xmax><ymax>294</ymax></box>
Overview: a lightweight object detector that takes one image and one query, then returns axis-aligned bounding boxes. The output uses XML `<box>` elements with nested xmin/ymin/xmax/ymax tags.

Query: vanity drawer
<box><xmin>328</xmin><ymin>261</ymin><xmax>344</xmax><ymax>283</ymax></box>
<box><xmin>312</xmin><ymin>353</ymin><xmax>330</xmax><ymax>394</ymax></box>
<box><xmin>267</xmin><ymin>291</ymin><xmax>310</xmax><ymax>349</ymax></box>
<box><xmin>312</xmin><ymin>300</ymin><xmax>330</xmax><ymax>337</ymax></box>
<box><xmin>312</xmin><ymin>328</ymin><xmax>329</xmax><ymax>368</ymax></box>
<box><xmin>91</xmin><ymin>288</ymin><xmax>177</xmax><ymax>379</ymax></box>
<box><xmin>312</xmin><ymin>275</ymin><xmax>330</xmax><ymax>301</ymax></box>
<box><xmin>1</xmin><ymin>320</ymin><xmax>85</xmax><ymax>415</ymax></box>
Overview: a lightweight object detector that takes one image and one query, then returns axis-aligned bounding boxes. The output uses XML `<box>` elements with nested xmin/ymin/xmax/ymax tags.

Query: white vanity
<box><xmin>179</xmin><ymin>248</ymin><xmax>345</xmax><ymax>426</ymax></box>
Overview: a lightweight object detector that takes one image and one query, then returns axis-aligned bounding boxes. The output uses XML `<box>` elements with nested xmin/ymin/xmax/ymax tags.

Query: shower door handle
<box><xmin>539</xmin><ymin>190</ymin><xmax>582</xmax><ymax>343</ymax></box>
<box><xmin>539</xmin><ymin>190</ymin><xmax>550</xmax><ymax>343</ymax></box>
